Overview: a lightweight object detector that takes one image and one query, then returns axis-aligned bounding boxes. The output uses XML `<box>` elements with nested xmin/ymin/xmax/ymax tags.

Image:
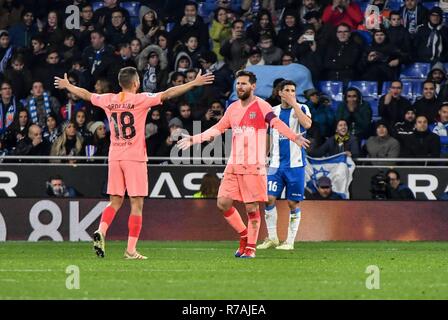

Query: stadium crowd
<box><xmin>0</xmin><ymin>0</ymin><xmax>447</xmax><ymax>161</ymax></box>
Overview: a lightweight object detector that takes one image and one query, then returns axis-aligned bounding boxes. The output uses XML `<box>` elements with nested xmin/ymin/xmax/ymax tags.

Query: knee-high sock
<box><xmin>247</xmin><ymin>210</ymin><xmax>261</xmax><ymax>248</ymax></box>
<box><xmin>223</xmin><ymin>207</ymin><xmax>247</xmax><ymax>237</ymax></box>
<box><xmin>286</xmin><ymin>208</ymin><xmax>301</xmax><ymax>244</ymax></box>
<box><xmin>264</xmin><ymin>204</ymin><xmax>278</xmax><ymax>240</ymax></box>
<box><xmin>99</xmin><ymin>206</ymin><xmax>117</xmax><ymax>236</ymax></box>
<box><xmin>127</xmin><ymin>214</ymin><xmax>142</xmax><ymax>253</ymax></box>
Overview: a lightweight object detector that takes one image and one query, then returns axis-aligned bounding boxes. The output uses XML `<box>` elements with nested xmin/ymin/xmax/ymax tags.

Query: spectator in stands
<box><xmin>104</xmin><ymin>8</ymin><xmax>135</xmax><ymax>47</ymax></box>
<box><xmin>146</xmin><ymin>107</ymin><xmax>167</xmax><ymax>157</ymax></box>
<box><xmin>277</xmin><ymin>9</ymin><xmax>302</xmax><ymax>52</ymax></box>
<box><xmin>81</xmin><ymin>30</ymin><xmax>115</xmax><ymax>84</ymax></box>
<box><xmin>13</xmin><ymin>123</ymin><xmax>50</xmax><ymax>156</ymax></box>
<box><xmin>163</xmin><ymin>72</ymin><xmax>187</xmax><ymax>115</ymax></box>
<box><xmin>258</xmin><ymin>34</ymin><xmax>282</xmax><ymax>65</ymax></box>
<box><xmin>322</xmin><ymin>0</ymin><xmax>363</xmax><ymax>30</ymax></box>
<box><xmin>184</xmin><ymin>68</ymin><xmax>211</xmax><ymax>112</ymax></box>
<box><xmin>137</xmin><ymin>44</ymin><xmax>169</xmax><ymax>93</ymax></box>
<box><xmin>359</xmin><ymin>28</ymin><xmax>402</xmax><ymax>81</ymax></box>
<box><xmin>178</xmin><ymin>101</ymin><xmax>194</xmax><ymax>135</ymax></box>
<box><xmin>46</xmin><ymin>175</ymin><xmax>82</xmax><ymax>198</ymax></box>
<box><xmin>413</xmin><ymin>80</ymin><xmax>439</xmax><ymax>124</ymax></box>
<box><xmin>202</xmin><ymin>100</ymin><xmax>225</xmax><ymax>131</ymax></box>
<box><xmin>300</xmin><ymin>0</ymin><xmax>321</xmax><ymax>24</ymax></box>
<box><xmin>74</xmin><ymin>3</ymin><xmax>95</xmax><ymax>49</ymax></box>
<box><xmin>88</xmin><ymin>121</ymin><xmax>109</xmax><ymax>157</ymax></box>
<box><xmin>136</xmin><ymin>7</ymin><xmax>164</xmax><ymax>48</ymax></box>
<box><xmin>209</xmin><ymin>7</ymin><xmax>232</xmax><ymax>61</ymax></box>
<box><xmin>386</xmin><ymin>169</ymin><xmax>415</xmax><ymax>200</ymax></box>
<box><xmin>42</xmin><ymin>112</ymin><xmax>60</xmax><ymax>145</ymax></box>
<box><xmin>220</xmin><ymin>19</ymin><xmax>255</xmax><ymax>72</ymax></box>
<box><xmin>25</xmin><ymin>81</ymin><xmax>60</xmax><ymax>129</ymax></box>
<box><xmin>336</xmin><ymin>87</ymin><xmax>372</xmax><ymax>140</ymax></box>
<box><xmin>366</xmin><ymin>120</ymin><xmax>400</xmax><ymax>159</ymax></box>
<box><xmin>379</xmin><ymin>80</ymin><xmax>412</xmax><ymax>127</ymax></box>
<box><xmin>107</xmin><ymin>42</ymin><xmax>137</xmax><ymax>92</ymax></box>
<box><xmin>0</xmin><ymin>80</ymin><xmax>22</xmax><ymax>137</ymax></box>
<box><xmin>427</xmin><ymin>62</ymin><xmax>446</xmax><ymax>96</ymax></box>
<box><xmin>305</xmin><ymin>88</ymin><xmax>335</xmax><ymax>139</ymax></box>
<box><xmin>321</xmin><ymin>23</ymin><xmax>362</xmax><ymax>82</ymax></box>
<box><xmin>246</xmin><ymin>9</ymin><xmax>277</xmax><ymax>45</ymax></box>
<box><xmin>0</xmin><ymin>30</ymin><xmax>14</xmax><ymax>74</ymax></box>
<box><xmin>155</xmin><ymin>31</ymin><xmax>173</xmax><ymax>67</ymax></box>
<box><xmin>245</xmin><ymin>46</ymin><xmax>265</xmax><ymax>66</ymax></box>
<box><xmin>413</xmin><ymin>7</ymin><xmax>448</xmax><ymax>63</ymax></box>
<box><xmin>33</xmin><ymin>49</ymin><xmax>65</xmax><ymax>98</ymax></box>
<box><xmin>281</xmin><ymin>52</ymin><xmax>295</xmax><ymax>66</ymax></box>
<box><xmin>179</xmin><ymin>34</ymin><xmax>203</xmax><ymax>69</ymax></box>
<box><xmin>198</xmin><ymin>50</ymin><xmax>234</xmax><ymax>101</ymax></box>
<box><xmin>393</xmin><ymin>105</ymin><xmax>416</xmax><ymax>143</ymax></box>
<box><xmin>170</xmin><ymin>1</ymin><xmax>210</xmax><ymax>50</ymax></box>
<box><xmin>50</xmin><ymin>120</ymin><xmax>85</xmax><ymax>161</ymax></box>
<box><xmin>130</xmin><ymin>38</ymin><xmax>142</xmax><ymax>61</ymax></box>
<box><xmin>0</xmin><ymin>0</ymin><xmax>23</xmax><ymax>30</ymax></box>
<box><xmin>308</xmin><ymin>176</ymin><xmax>344</xmax><ymax>200</ymax></box>
<box><xmin>303</xmin><ymin>10</ymin><xmax>334</xmax><ymax>48</ymax></box>
<box><xmin>8</xmin><ymin>8</ymin><xmax>37</xmax><ymax>48</ymax></box>
<box><xmin>429</xmin><ymin>103</ymin><xmax>448</xmax><ymax>157</ymax></box>
<box><xmin>2</xmin><ymin>108</ymin><xmax>30</xmax><ymax>150</ymax></box>
<box><xmin>60</xmin><ymin>32</ymin><xmax>82</xmax><ymax>67</ymax></box>
<box><xmin>39</xmin><ymin>10</ymin><xmax>65</xmax><ymax>47</ymax></box>
<box><xmin>293</xmin><ymin>24</ymin><xmax>321</xmax><ymax>81</ymax></box>
<box><xmin>386</xmin><ymin>11</ymin><xmax>412</xmax><ymax>64</ymax></box>
<box><xmin>172</xmin><ymin>50</ymin><xmax>193</xmax><ymax>76</ymax></box>
<box><xmin>73</xmin><ymin>109</ymin><xmax>92</xmax><ymax>143</ymax></box>
<box><xmin>91</xmin><ymin>78</ymin><xmax>110</xmax><ymax>121</ymax></box>
<box><xmin>401</xmin><ymin>115</ymin><xmax>441</xmax><ymax>157</ymax></box>
<box><xmin>193</xmin><ymin>173</ymin><xmax>221</xmax><ymax>198</ymax></box>
<box><xmin>28</xmin><ymin>34</ymin><xmax>47</xmax><ymax>67</ymax></box>
<box><xmin>93</xmin><ymin>0</ymin><xmax>130</xmax><ymax>29</ymax></box>
<box><xmin>3</xmin><ymin>53</ymin><xmax>32</xmax><ymax>100</ymax></box>
<box><xmin>156</xmin><ymin>117</ymin><xmax>183</xmax><ymax>157</ymax></box>
<box><xmin>265</xmin><ymin>78</ymin><xmax>284</xmax><ymax>106</ymax></box>
<box><xmin>400</xmin><ymin>0</ymin><xmax>428</xmax><ymax>35</ymax></box>
<box><xmin>310</xmin><ymin>119</ymin><xmax>360</xmax><ymax>157</ymax></box>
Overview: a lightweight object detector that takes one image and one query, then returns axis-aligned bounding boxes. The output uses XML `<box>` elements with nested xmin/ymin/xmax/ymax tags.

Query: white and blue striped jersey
<box><xmin>269</xmin><ymin>103</ymin><xmax>311</xmax><ymax>168</ymax></box>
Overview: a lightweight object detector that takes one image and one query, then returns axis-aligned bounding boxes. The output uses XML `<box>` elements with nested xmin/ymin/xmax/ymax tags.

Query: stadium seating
<box><xmin>364</xmin><ymin>97</ymin><xmax>379</xmax><ymax>118</ymax></box>
<box><xmin>387</xmin><ymin>0</ymin><xmax>403</xmax><ymax>11</ymax></box>
<box><xmin>355</xmin><ymin>30</ymin><xmax>373</xmax><ymax>46</ymax></box>
<box><xmin>91</xmin><ymin>1</ymin><xmax>104</xmax><ymax>12</ymax></box>
<box><xmin>422</xmin><ymin>1</ymin><xmax>438</xmax><ymax>9</ymax></box>
<box><xmin>383</xmin><ymin>79</ymin><xmax>425</xmax><ymax>102</ymax></box>
<box><xmin>400</xmin><ymin>63</ymin><xmax>431</xmax><ymax>79</ymax></box>
<box><xmin>347</xmin><ymin>81</ymin><xmax>378</xmax><ymax>99</ymax></box>
<box><xmin>120</xmin><ymin>2</ymin><xmax>141</xmax><ymax>17</ymax></box>
<box><xmin>317</xmin><ymin>81</ymin><xmax>344</xmax><ymax>102</ymax></box>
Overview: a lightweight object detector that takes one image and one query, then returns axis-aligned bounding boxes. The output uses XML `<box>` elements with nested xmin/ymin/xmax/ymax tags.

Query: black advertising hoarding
<box><xmin>0</xmin><ymin>164</ymin><xmax>447</xmax><ymax>199</ymax></box>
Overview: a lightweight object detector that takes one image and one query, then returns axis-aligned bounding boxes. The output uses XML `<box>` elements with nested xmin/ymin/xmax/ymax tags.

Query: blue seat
<box><xmin>364</xmin><ymin>97</ymin><xmax>379</xmax><ymax>117</ymax></box>
<box><xmin>422</xmin><ymin>1</ymin><xmax>438</xmax><ymax>9</ymax></box>
<box><xmin>355</xmin><ymin>30</ymin><xmax>373</xmax><ymax>46</ymax></box>
<box><xmin>91</xmin><ymin>1</ymin><xmax>104</xmax><ymax>12</ymax></box>
<box><xmin>400</xmin><ymin>62</ymin><xmax>431</xmax><ymax>79</ymax></box>
<box><xmin>347</xmin><ymin>81</ymin><xmax>378</xmax><ymax>99</ymax></box>
<box><xmin>358</xmin><ymin>2</ymin><xmax>369</xmax><ymax>13</ymax></box>
<box><xmin>381</xmin><ymin>81</ymin><xmax>391</xmax><ymax>95</ymax></box>
<box><xmin>387</xmin><ymin>0</ymin><xmax>403</xmax><ymax>11</ymax></box>
<box><xmin>401</xmin><ymin>80</ymin><xmax>414</xmax><ymax>101</ymax></box>
<box><xmin>120</xmin><ymin>1</ymin><xmax>140</xmax><ymax>17</ymax></box>
<box><xmin>130</xmin><ymin>16</ymin><xmax>140</xmax><ymax>28</ymax></box>
<box><xmin>317</xmin><ymin>81</ymin><xmax>344</xmax><ymax>102</ymax></box>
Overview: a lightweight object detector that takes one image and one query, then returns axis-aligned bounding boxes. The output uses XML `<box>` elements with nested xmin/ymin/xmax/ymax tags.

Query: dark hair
<box><xmin>277</xmin><ymin>80</ymin><xmax>296</xmax><ymax>91</ymax></box>
<box><xmin>49</xmin><ymin>174</ymin><xmax>63</xmax><ymax>182</ymax></box>
<box><xmin>232</xmin><ymin>19</ymin><xmax>244</xmax><ymax>29</ymax></box>
<box><xmin>199</xmin><ymin>173</ymin><xmax>220</xmax><ymax>198</ymax></box>
<box><xmin>20</xmin><ymin>8</ymin><xmax>33</xmax><ymax>18</ymax></box>
<box><xmin>117</xmin><ymin>42</ymin><xmax>130</xmax><ymax>50</ymax></box>
<box><xmin>344</xmin><ymin>87</ymin><xmax>362</xmax><ymax>104</ymax></box>
<box><xmin>118</xmin><ymin>66</ymin><xmax>139</xmax><ymax>89</ymax></box>
<box><xmin>91</xmin><ymin>29</ymin><xmax>105</xmax><ymax>38</ymax></box>
<box><xmin>336</xmin><ymin>118</ymin><xmax>348</xmax><ymax>127</ymax></box>
<box><xmin>391</xmin><ymin>79</ymin><xmax>403</xmax><ymax>87</ymax></box>
<box><xmin>386</xmin><ymin>169</ymin><xmax>400</xmax><ymax>180</ymax></box>
<box><xmin>423</xmin><ymin>79</ymin><xmax>435</xmax><ymax>88</ymax></box>
<box><xmin>185</xmin><ymin>1</ymin><xmax>198</xmax><ymax>10</ymax></box>
<box><xmin>11</xmin><ymin>53</ymin><xmax>25</xmax><ymax>64</ymax></box>
<box><xmin>80</xmin><ymin>3</ymin><xmax>92</xmax><ymax>11</ymax></box>
<box><xmin>141</xmin><ymin>9</ymin><xmax>159</xmax><ymax>34</ymax></box>
<box><xmin>64</xmin><ymin>31</ymin><xmax>76</xmax><ymax>40</ymax></box>
<box><xmin>235</xmin><ymin>70</ymin><xmax>257</xmax><ymax>84</ymax></box>
<box><xmin>390</xmin><ymin>10</ymin><xmax>401</xmax><ymax>18</ymax></box>
<box><xmin>337</xmin><ymin>23</ymin><xmax>351</xmax><ymax>31</ymax></box>
<box><xmin>170</xmin><ymin>71</ymin><xmax>186</xmax><ymax>83</ymax></box>
<box><xmin>31</xmin><ymin>34</ymin><xmax>45</xmax><ymax>44</ymax></box>
<box><xmin>214</xmin><ymin>7</ymin><xmax>228</xmax><ymax>21</ymax></box>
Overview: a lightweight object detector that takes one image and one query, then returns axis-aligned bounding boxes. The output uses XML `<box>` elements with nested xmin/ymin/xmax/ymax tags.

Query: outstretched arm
<box><xmin>54</xmin><ymin>73</ymin><xmax>92</xmax><ymax>101</ymax></box>
<box><xmin>177</xmin><ymin>111</ymin><xmax>230</xmax><ymax>150</ymax></box>
<box><xmin>160</xmin><ymin>70</ymin><xmax>214</xmax><ymax>102</ymax></box>
<box><xmin>267</xmin><ymin>113</ymin><xmax>311</xmax><ymax>149</ymax></box>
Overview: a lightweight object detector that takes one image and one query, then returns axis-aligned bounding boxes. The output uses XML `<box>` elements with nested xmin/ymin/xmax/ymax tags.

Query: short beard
<box><xmin>237</xmin><ymin>91</ymin><xmax>251</xmax><ymax>100</ymax></box>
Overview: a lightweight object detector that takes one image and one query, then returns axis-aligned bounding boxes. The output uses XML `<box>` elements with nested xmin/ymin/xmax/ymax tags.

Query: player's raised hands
<box><xmin>192</xmin><ymin>69</ymin><xmax>215</xmax><ymax>87</ymax></box>
<box><xmin>177</xmin><ymin>133</ymin><xmax>193</xmax><ymax>150</ymax></box>
<box><xmin>54</xmin><ymin>73</ymin><xmax>70</xmax><ymax>90</ymax></box>
<box><xmin>295</xmin><ymin>133</ymin><xmax>310</xmax><ymax>149</ymax></box>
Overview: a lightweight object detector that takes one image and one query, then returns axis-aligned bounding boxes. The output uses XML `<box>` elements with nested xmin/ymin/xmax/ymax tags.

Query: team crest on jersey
<box><xmin>146</xmin><ymin>93</ymin><xmax>156</xmax><ymax>97</ymax></box>
<box><xmin>249</xmin><ymin>112</ymin><xmax>256</xmax><ymax>119</ymax></box>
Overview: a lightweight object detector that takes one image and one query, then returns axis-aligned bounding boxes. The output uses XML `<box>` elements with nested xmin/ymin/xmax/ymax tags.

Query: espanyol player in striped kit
<box><xmin>257</xmin><ymin>80</ymin><xmax>312</xmax><ymax>251</ymax></box>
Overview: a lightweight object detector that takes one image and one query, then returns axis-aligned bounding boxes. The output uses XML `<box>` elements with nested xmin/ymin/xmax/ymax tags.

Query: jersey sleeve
<box><xmin>140</xmin><ymin>92</ymin><xmax>162</xmax><ymax>109</ymax></box>
<box><xmin>90</xmin><ymin>93</ymin><xmax>112</xmax><ymax>110</ymax></box>
<box><xmin>301</xmin><ymin>103</ymin><xmax>312</xmax><ymax>118</ymax></box>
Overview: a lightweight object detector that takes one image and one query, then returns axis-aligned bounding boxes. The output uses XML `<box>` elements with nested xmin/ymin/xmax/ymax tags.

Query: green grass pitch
<box><xmin>1</xmin><ymin>241</ymin><xmax>448</xmax><ymax>299</ymax></box>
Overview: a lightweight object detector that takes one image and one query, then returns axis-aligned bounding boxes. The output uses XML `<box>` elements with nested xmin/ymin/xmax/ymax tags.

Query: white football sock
<box><xmin>286</xmin><ymin>208</ymin><xmax>301</xmax><ymax>245</ymax></box>
<box><xmin>264</xmin><ymin>204</ymin><xmax>278</xmax><ymax>240</ymax></box>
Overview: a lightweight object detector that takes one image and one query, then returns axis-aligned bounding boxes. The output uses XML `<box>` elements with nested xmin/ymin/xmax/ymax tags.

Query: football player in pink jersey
<box><xmin>55</xmin><ymin>67</ymin><xmax>214</xmax><ymax>259</ymax></box>
<box><xmin>178</xmin><ymin>70</ymin><xmax>310</xmax><ymax>258</ymax></box>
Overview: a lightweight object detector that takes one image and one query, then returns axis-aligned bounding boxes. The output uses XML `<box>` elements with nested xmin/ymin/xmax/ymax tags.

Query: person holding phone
<box><xmin>293</xmin><ymin>25</ymin><xmax>321</xmax><ymax>81</ymax></box>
